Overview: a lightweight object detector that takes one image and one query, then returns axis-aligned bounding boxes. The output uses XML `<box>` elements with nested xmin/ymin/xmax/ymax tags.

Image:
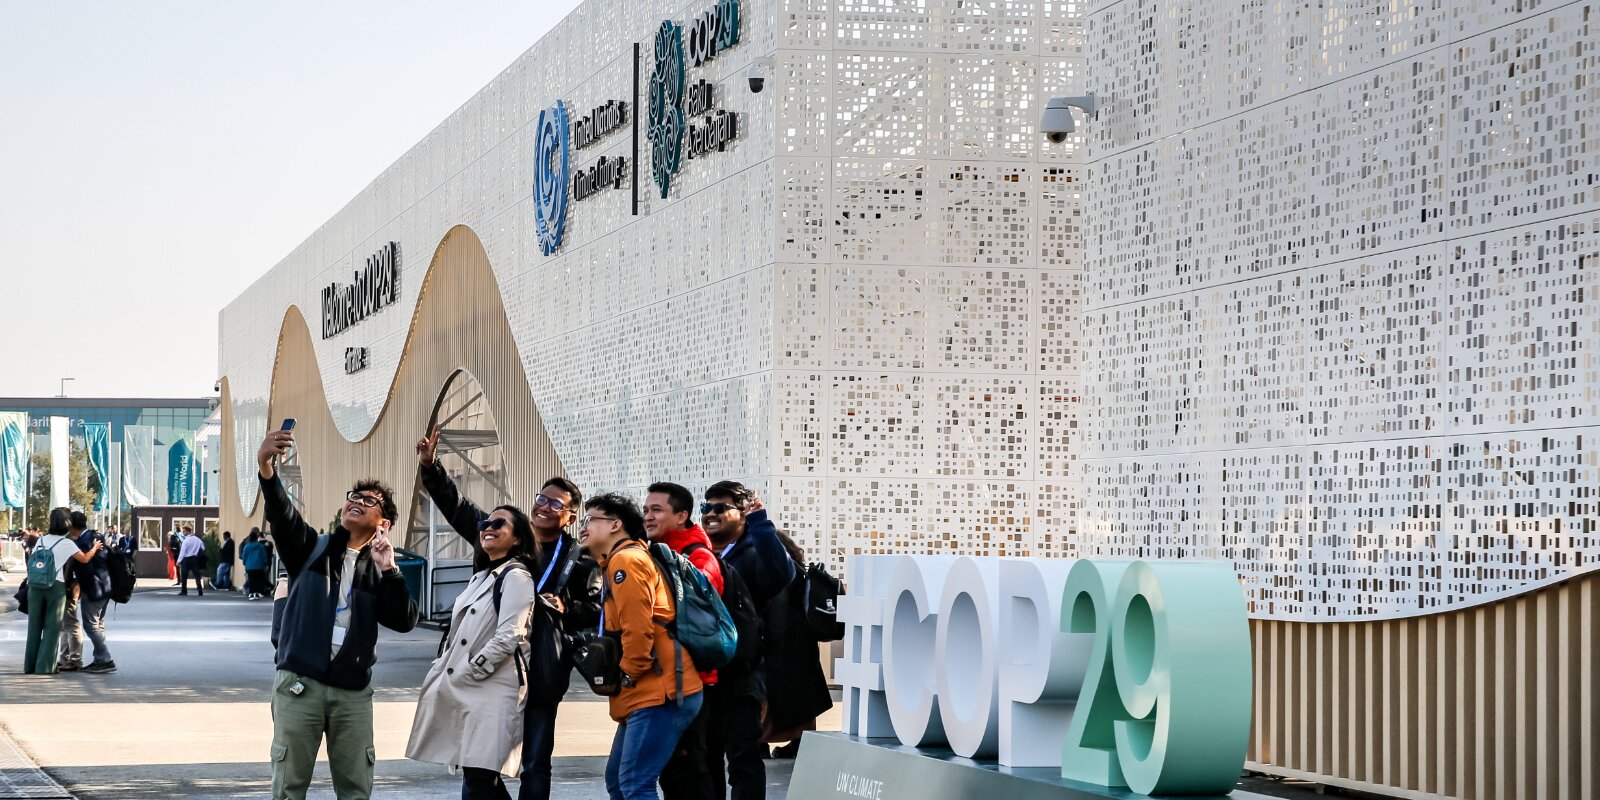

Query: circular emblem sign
<box><xmin>648</xmin><ymin>20</ymin><xmax>686</xmax><ymax>200</ymax></box>
<box><xmin>534</xmin><ymin>101</ymin><xmax>570</xmax><ymax>256</ymax></box>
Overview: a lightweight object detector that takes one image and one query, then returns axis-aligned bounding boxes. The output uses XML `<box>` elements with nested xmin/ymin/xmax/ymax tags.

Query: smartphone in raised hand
<box><xmin>280</xmin><ymin>418</ymin><xmax>297</xmax><ymax>431</ymax></box>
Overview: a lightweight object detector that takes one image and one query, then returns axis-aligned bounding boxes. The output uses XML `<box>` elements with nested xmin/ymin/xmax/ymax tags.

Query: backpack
<box><xmin>700</xmin><ymin>546</ymin><xmax>764</xmax><ymax>673</ymax></box>
<box><xmin>26</xmin><ymin>535</ymin><xmax>62</xmax><ymax>587</ymax></box>
<box><xmin>647</xmin><ymin>541</ymin><xmax>738</xmax><ymax>671</ymax></box>
<box><xmin>107</xmin><ymin>538</ymin><xmax>139</xmax><ymax>604</ymax></box>
<box><xmin>802</xmin><ymin>562</ymin><xmax>844</xmax><ymax>641</ymax></box>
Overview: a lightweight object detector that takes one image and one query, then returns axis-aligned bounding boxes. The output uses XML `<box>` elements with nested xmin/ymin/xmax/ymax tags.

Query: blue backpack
<box><xmin>647</xmin><ymin>542</ymin><xmax>738</xmax><ymax>675</ymax></box>
<box><xmin>27</xmin><ymin>535</ymin><xmax>62</xmax><ymax>587</ymax></box>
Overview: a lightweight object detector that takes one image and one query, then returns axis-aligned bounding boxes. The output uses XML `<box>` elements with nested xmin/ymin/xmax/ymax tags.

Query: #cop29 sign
<box><xmin>836</xmin><ymin>555</ymin><xmax>1253</xmax><ymax>796</ymax></box>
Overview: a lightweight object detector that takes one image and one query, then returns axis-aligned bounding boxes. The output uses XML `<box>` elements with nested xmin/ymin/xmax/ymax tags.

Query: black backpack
<box><xmin>107</xmin><ymin>538</ymin><xmax>139</xmax><ymax>604</ymax></box>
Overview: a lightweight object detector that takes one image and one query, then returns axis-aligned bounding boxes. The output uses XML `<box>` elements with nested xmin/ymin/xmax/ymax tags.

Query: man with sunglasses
<box><xmin>416</xmin><ymin>427</ymin><xmax>602</xmax><ymax>800</ymax></box>
<box><xmin>699</xmin><ymin>481</ymin><xmax>794</xmax><ymax>800</ymax></box>
<box><xmin>257</xmin><ymin>427</ymin><xmax>419</xmax><ymax>800</ymax></box>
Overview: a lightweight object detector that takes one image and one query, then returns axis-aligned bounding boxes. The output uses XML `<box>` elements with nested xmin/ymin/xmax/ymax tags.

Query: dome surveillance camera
<box><xmin>1040</xmin><ymin>93</ymin><xmax>1099</xmax><ymax>144</ymax></box>
<box><xmin>747</xmin><ymin>57</ymin><xmax>773</xmax><ymax>94</ymax></box>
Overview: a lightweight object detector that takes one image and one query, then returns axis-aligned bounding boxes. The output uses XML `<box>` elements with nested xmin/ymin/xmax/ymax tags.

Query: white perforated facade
<box><xmin>218</xmin><ymin>0</ymin><xmax>1087</xmax><ymax>582</ymax></box>
<box><xmin>1077</xmin><ymin>0</ymin><xmax>1600</xmax><ymax>620</ymax></box>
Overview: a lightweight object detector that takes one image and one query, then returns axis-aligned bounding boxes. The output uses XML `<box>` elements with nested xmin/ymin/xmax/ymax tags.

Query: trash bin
<box><xmin>394</xmin><ymin>548</ymin><xmax>426</xmax><ymax>607</ymax></box>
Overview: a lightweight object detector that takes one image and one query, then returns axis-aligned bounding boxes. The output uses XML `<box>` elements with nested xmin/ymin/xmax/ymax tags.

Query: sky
<box><xmin>0</xmin><ymin>1</ymin><xmax>582</xmax><ymax>399</ymax></box>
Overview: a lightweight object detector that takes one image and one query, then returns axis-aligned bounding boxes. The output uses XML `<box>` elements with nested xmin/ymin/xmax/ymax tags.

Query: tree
<box><xmin>25</xmin><ymin>441</ymin><xmax>99</xmax><ymax>529</ymax></box>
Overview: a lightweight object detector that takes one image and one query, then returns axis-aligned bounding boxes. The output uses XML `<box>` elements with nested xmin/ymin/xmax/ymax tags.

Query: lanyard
<box><xmin>537</xmin><ymin>537</ymin><xmax>565</xmax><ymax>593</ymax></box>
<box><xmin>720</xmin><ymin>540</ymin><xmax>736</xmax><ymax>560</ymax></box>
<box><xmin>333</xmin><ymin>553</ymin><xmax>356</xmax><ymax>618</ymax></box>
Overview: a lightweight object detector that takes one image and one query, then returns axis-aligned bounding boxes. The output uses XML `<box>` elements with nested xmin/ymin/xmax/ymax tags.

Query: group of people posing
<box><xmin>18</xmin><ymin>511</ymin><xmax>123</xmax><ymax>674</ymax></box>
<box><xmin>254</xmin><ymin>423</ymin><xmax>832</xmax><ymax>800</ymax></box>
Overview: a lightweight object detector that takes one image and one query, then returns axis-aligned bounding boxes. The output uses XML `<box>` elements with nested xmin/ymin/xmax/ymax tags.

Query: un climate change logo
<box><xmin>534</xmin><ymin>100</ymin><xmax>570</xmax><ymax>255</ymax></box>
<box><xmin>649</xmin><ymin>20</ymin><xmax>686</xmax><ymax>200</ymax></box>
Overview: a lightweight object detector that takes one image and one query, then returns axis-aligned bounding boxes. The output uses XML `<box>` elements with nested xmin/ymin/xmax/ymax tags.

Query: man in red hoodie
<box><xmin>644</xmin><ymin>481</ymin><xmax>720</xmax><ymax>800</ymax></box>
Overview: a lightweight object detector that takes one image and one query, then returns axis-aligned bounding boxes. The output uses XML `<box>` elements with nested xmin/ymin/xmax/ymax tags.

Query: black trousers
<box><xmin>461</xmin><ymin>766</ymin><xmax>511</xmax><ymax>800</ymax></box>
<box><xmin>703</xmin><ymin>685</ymin><xmax>766</xmax><ymax>800</ymax></box>
<box><xmin>518</xmin><ymin>700</ymin><xmax>560</xmax><ymax>800</ymax></box>
<box><xmin>659</xmin><ymin>690</ymin><xmax>713</xmax><ymax>800</ymax></box>
<box><xmin>179</xmin><ymin>559</ymin><xmax>205</xmax><ymax>595</ymax></box>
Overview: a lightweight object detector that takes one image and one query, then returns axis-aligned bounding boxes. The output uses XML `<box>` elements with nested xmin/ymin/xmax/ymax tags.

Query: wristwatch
<box><xmin>620</xmin><ymin>673</ymin><xmax>636</xmax><ymax>688</ymax></box>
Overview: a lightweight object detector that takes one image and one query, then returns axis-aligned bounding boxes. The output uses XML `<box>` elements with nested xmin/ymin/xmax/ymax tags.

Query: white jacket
<box><xmin>405</xmin><ymin>561</ymin><xmax>536</xmax><ymax>775</ymax></box>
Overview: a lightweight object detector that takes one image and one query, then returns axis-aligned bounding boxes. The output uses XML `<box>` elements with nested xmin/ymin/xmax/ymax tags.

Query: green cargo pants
<box><xmin>24</xmin><ymin>581</ymin><xmax>67</xmax><ymax>674</ymax></box>
<box><xmin>270</xmin><ymin>670</ymin><xmax>375</xmax><ymax>800</ymax></box>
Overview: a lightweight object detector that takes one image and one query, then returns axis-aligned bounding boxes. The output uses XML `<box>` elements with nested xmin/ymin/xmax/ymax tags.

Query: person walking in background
<box><xmin>23</xmin><ymin>508</ymin><xmax>100</xmax><ymax>675</ymax></box>
<box><xmin>241</xmin><ymin>529</ymin><xmax>271</xmax><ymax>600</ymax></box>
<box><xmin>581</xmin><ymin>493</ymin><xmax>704</xmax><ymax>800</ymax></box>
<box><xmin>215</xmin><ymin>530</ymin><xmax>236</xmax><ymax>591</ymax></box>
<box><xmin>415</xmin><ymin>426</ymin><xmax>602</xmax><ymax>800</ymax></box>
<box><xmin>406</xmin><ymin>496</ymin><xmax>541</xmax><ymax>799</ymax></box>
<box><xmin>643</xmin><ymin>482</ymin><xmax>721</xmax><ymax>800</ymax></box>
<box><xmin>57</xmin><ymin>511</ymin><xmax>94</xmax><ymax>671</ymax></box>
<box><xmin>177</xmin><ymin>525</ymin><xmax>205</xmax><ymax>596</ymax></box>
<box><xmin>166</xmin><ymin>528</ymin><xmax>181</xmax><ymax>583</ymax></box>
<box><xmin>256</xmin><ymin>426</ymin><xmax>419</xmax><ymax>800</ymax></box>
<box><xmin>71</xmin><ymin>513</ymin><xmax>118</xmax><ymax>674</ymax></box>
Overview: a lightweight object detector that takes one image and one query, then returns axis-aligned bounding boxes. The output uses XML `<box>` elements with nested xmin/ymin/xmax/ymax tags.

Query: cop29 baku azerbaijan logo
<box><xmin>534</xmin><ymin>100</ymin><xmax>570</xmax><ymax>256</ymax></box>
<box><xmin>650</xmin><ymin>0</ymin><xmax>740</xmax><ymax>200</ymax></box>
<box><xmin>648</xmin><ymin>21</ymin><xmax>686</xmax><ymax>200</ymax></box>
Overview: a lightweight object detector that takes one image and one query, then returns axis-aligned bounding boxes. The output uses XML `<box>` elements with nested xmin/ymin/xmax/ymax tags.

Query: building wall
<box><xmin>1080</xmin><ymin>0</ymin><xmax>1600</xmax><ymax>621</ymax></box>
<box><xmin>218</xmin><ymin>0</ymin><xmax>1088</xmax><ymax>575</ymax></box>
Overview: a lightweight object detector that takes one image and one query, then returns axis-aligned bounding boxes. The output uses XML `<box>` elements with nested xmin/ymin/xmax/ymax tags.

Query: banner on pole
<box><xmin>0</xmin><ymin>412</ymin><xmax>28</xmax><ymax>509</ymax></box>
<box><xmin>50</xmin><ymin>416</ymin><xmax>69</xmax><ymax>508</ymax></box>
<box><xmin>122</xmin><ymin>425</ymin><xmax>155</xmax><ymax>507</ymax></box>
<box><xmin>167</xmin><ymin>438</ymin><xmax>195</xmax><ymax>506</ymax></box>
<box><xmin>84</xmin><ymin>423</ymin><xmax>110</xmax><ymax>512</ymax></box>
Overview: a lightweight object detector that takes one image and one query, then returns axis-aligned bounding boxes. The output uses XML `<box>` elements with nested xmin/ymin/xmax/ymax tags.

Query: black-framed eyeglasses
<box><xmin>580</xmin><ymin>514</ymin><xmax>617</xmax><ymax>529</ymax></box>
<box><xmin>533</xmin><ymin>494</ymin><xmax>567</xmax><ymax>512</ymax></box>
<box><xmin>700</xmin><ymin>502</ymin><xmax>742</xmax><ymax>516</ymax></box>
<box><xmin>476</xmin><ymin>518</ymin><xmax>508</xmax><ymax>532</ymax></box>
<box><xmin>346</xmin><ymin>491</ymin><xmax>382</xmax><ymax>509</ymax></box>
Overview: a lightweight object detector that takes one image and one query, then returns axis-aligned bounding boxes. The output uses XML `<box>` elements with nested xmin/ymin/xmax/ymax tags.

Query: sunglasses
<box><xmin>533</xmin><ymin>494</ymin><xmax>567</xmax><ymax>512</ymax></box>
<box><xmin>700</xmin><ymin>502</ymin><xmax>742</xmax><ymax>516</ymax></box>
<box><xmin>346</xmin><ymin>491</ymin><xmax>382</xmax><ymax>509</ymax></box>
<box><xmin>476</xmin><ymin>518</ymin><xmax>508</xmax><ymax>532</ymax></box>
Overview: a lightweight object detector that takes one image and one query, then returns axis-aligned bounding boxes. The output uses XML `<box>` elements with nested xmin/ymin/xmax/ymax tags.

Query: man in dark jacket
<box><xmin>215</xmin><ymin>530</ymin><xmax>236</xmax><ymax>591</ymax></box>
<box><xmin>69</xmin><ymin>512</ymin><xmax>118</xmax><ymax>674</ymax></box>
<box><xmin>415</xmin><ymin>426</ymin><xmax>601</xmax><ymax>800</ymax></box>
<box><xmin>258</xmin><ymin>427</ymin><xmax>418</xmax><ymax>800</ymax></box>
<box><xmin>699</xmin><ymin>482</ymin><xmax>795</xmax><ymax>800</ymax></box>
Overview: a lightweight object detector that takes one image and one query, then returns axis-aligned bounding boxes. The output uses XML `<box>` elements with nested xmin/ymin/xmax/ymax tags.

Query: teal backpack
<box><xmin>27</xmin><ymin>535</ymin><xmax>62</xmax><ymax>587</ymax></box>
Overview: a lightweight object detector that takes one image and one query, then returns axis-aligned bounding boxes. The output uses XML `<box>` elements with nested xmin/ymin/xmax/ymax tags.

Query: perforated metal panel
<box><xmin>1081</xmin><ymin>0</ymin><xmax>1600</xmax><ymax>620</ymax></box>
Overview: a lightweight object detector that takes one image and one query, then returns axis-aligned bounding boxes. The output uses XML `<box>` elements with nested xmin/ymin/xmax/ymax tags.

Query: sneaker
<box><xmin>57</xmin><ymin>662</ymin><xmax>81</xmax><ymax>672</ymax></box>
<box><xmin>84</xmin><ymin>661</ymin><xmax>117</xmax><ymax>674</ymax></box>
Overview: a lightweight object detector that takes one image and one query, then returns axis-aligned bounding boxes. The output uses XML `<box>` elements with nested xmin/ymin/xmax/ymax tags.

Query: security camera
<box><xmin>747</xmin><ymin>57</ymin><xmax>773</xmax><ymax>93</ymax></box>
<box><xmin>1041</xmin><ymin>93</ymin><xmax>1099</xmax><ymax>143</ymax></box>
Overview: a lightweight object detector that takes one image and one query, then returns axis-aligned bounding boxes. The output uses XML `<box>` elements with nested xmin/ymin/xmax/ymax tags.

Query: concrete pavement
<box><xmin>0</xmin><ymin>577</ymin><xmax>830</xmax><ymax>799</ymax></box>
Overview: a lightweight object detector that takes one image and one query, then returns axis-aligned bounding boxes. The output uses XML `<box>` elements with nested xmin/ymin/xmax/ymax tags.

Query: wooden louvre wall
<box><xmin>218</xmin><ymin>225</ymin><xmax>564</xmax><ymax>541</ymax></box>
<box><xmin>1247</xmin><ymin>570</ymin><xmax>1598</xmax><ymax>800</ymax></box>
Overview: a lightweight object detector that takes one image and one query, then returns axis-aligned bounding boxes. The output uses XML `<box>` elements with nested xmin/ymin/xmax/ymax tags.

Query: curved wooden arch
<box><xmin>218</xmin><ymin>225</ymin><xmax>563</xmax><ymax>538</ymax></box>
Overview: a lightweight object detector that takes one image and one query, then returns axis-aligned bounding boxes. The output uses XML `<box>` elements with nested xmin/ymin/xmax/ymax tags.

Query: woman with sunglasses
<box><xmin>405</xmin><ymin>497</ymin><xmax>542</xmax><ymax>799</ymax></box>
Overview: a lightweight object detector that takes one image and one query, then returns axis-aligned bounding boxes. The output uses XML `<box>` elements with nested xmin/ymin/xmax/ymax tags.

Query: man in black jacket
<box><xmin>416</xmin><ymin>426</ymin><xmax>601</xmax><ymax>800</ymax></box>
<box><xmin>258</xmin><ymin>427</ymin><xmax>419</xmax><ymax>800</ymax></box>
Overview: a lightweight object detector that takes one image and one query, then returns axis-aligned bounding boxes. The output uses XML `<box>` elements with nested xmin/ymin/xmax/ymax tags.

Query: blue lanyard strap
<box><xmin>537</xmin><ymin>537</ymin><xmax>565</xmax><ymax>593</ymax></box>
<box><xmin>720</xmin><ymin>541</ymin><xmax>735</xmax><ymax>559</ymax></box>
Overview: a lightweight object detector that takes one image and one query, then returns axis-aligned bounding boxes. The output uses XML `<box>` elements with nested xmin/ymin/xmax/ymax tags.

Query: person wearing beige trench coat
<box><xmin>406</xmin><ymin>556</ymin><xmax>538</xmax><ymax>794</ymax></box>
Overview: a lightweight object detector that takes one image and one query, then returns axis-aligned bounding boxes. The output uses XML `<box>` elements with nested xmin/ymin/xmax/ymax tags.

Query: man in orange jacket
<box><xmin>581</xmin><ymin>492</ymin><xmax>704</xmax><ymax>800</ymax></box>
<box><xmin>644</xmin><ymin>481</ymin><xmax>720</xmax><ymax>800</ymax></box>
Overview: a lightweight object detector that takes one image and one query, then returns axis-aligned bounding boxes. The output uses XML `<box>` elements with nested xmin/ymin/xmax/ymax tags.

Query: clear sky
<box><xmin>0</xmin><ymin>0</ymin><xmax>582</xmax><ymax>399</ymax></box>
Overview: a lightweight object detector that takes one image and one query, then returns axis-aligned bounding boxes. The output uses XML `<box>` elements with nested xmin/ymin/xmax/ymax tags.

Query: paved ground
<box><xmin>0</xmin><ymin>574</ymin><xmax>1341</xmax><ymax>800</ymax></box>
<box><xmin>0</xmin><ymin>578</ymin><xmax>810</xmax><ymax>799</ymax></box>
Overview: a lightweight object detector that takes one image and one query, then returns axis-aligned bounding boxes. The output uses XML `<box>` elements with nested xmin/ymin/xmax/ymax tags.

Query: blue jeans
<box><xmin>605</xmin><ymin>692</ymin><xmax>704</xmax><ymax>800</ymax></box>
<box><xmin>519</xmin><ymin>700</ymin><xmax>560</xmax><ymax>800</ymax></box>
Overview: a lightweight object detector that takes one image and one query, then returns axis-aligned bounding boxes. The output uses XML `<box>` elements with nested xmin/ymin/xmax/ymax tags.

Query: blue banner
<box><xmin>83</xmin><ymin>423</ymin><xmax>110</xmax><ymax>512</ymax></box>
<box><xmin>167</xmin><ymin>438</ymin><xmax>194</xmax><ymax>506</ymax></box>
<box><xmin>0</xmin><ymin>412</ymin><xmax>27</xmax><ymax>509</ymax></box>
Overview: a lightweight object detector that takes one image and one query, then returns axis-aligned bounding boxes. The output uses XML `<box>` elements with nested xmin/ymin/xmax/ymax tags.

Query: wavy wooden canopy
<box><xmin>218</xmin><ymin>225</ymin><xmax>564</xmax><ymax>543</ymax></box>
